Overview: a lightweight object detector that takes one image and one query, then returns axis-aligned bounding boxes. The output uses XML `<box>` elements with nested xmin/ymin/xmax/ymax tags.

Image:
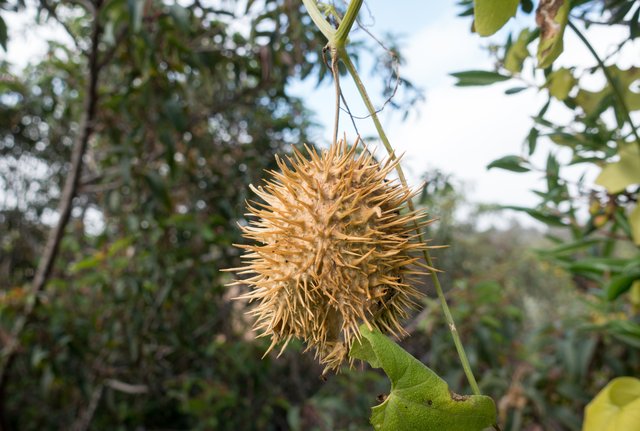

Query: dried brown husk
<box><xmin>229</xmin><ymin>138</ymin><xmax>431</xmax><ymax>372</ymax></box>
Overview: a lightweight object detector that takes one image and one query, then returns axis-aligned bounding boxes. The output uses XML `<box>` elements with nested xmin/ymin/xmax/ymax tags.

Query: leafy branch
<box><xmin>0</xmin><ymin>1</ymin><xmax>107</xmax><ymax>427</ymax></box>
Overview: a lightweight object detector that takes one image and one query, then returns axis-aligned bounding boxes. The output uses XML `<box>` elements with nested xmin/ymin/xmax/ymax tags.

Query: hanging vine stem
<box><xmin>331</xmin><ymin>47</ymin><xmax>341</xmax><ymax>145</ymax></box>
<box><xmin>301</xmin><ymin>0</ymin><xmax>482</xmax><ymax>397</ymax></box>
<box><xmin>340</xmin><ymin>46</ymin><xmax>483</xmax><ymax>398</ymax></box>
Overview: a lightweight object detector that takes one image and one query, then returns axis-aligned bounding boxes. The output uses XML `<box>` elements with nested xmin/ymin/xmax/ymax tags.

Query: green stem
<box><xmin>301</xmin><ymin>0</ymin><xmax>362</xmax><ymax>48</ymax></box>
<box><xmin>334</xmin><ymin>0</ymin><xmax>363</xmax><ymax>47</ymax></box>
<box><xmin>302</xmin><ymin>0</ymin><xmax>482</xmax><ymax>398</ymax></box>
<box><xmin>301</xmin><ymin>0</ymin><xmax>335</xmax><ymax>41</ymax></box>
<box><xmin>331</xmin><ymin>48</ymin><xmax>340</xmax><ymax>145</ymax></box>
<box><xmin>568</xmin><ymin>20</ymin><xmax>640</xmax><ymax>148</ymax></box>
<box><xmin>340</xmin><ymin>52</ymin><xmax>481</xmax><ymax>396</ymax></box>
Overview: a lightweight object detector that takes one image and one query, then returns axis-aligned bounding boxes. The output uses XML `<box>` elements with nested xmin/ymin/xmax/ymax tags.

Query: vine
<box><xmin>299</xmin><ymin>1</ymin><xmax>497</xmax><ymax>430</ymax></box>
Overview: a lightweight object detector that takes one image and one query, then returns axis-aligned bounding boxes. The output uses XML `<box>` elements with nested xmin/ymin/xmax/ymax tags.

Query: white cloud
<box><xmin>376</xmin><ymin>10</ymin><xmax>638</xmax><ymax>228</ymax></box>
<box><xmin>384</xmin><ymin>12</ymin><xmax>544</xmax><ymax>214</ymax></box>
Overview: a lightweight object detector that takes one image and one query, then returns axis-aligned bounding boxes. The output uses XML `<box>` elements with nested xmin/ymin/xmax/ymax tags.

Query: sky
<box><xmin>3</xmin><ymin>1</ymin><xmax>639</xmax><ymax>229</ymax></box>
<box><xmin>289</xmin><ymin>1</ymin><xmax>639</xmax><ymax>228</ymax></box>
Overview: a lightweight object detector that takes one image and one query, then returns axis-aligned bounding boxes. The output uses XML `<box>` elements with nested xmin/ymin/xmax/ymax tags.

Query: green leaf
<box><xmin>505</xmin><ymin>86</ymin><xmax>528</xmax><ymax>95</ymax></box>
<box><xmin>564</xmin><ymin>257</ymin><xmax>632</xmax><ymax>277</ymax></box>
<box><xmin>546</xmin><ymin>152</ymin><xmax>560</xmax><ymax>187</ymax></box>
<box><xmin>610</xmin><ymin>66</ymin><xmax>640</xmax><ymax>111</ymax></box>
<box><xmin>502</xmin><ymin>205</ymin><xmax>566</xmax><ymax>226</ymax></box>
<box><xmin>575</xmin><ymin>88</ymin><xmax>611</xmax><ymax>117</ymax></box>
<box><xmin>504</xmin><ymin>28</ymin><xmax>532</xmax><ymax>73</ymax></box>
<box><xmin>604</xmin><ymin>320</ymin><xmax>640</xmax><ymax>349</ymax></box>
<box><xmin>595</xmin><ymin>144</ymin><xmax>640</xmax><ymax>194</ymax></box>
<box><xmin>630</xmin><ymin>205</ymin><xmax>640</xmax><ymax>246</ymax></box>
<box><xmin>536</xmin><ymin>0</ymin><xmax>570</xmax><ymax>68</ymax></box>
<box><xmin>542</xmin><ymin>238</ymin><xmax>603</xmax><ymax>256</ymax></box>
<box><xmin>450</xmin><ymin>70</ymin><xmax>511</xmax><ymax>86</ymax></box>
<box><xmin>575</xmin><ymin>67</ymin><xmax>640</xmax><ymax>117</ymax></box>
<box><xmin>526</xmin><ymin>127</ymin><xmax>539</xmax><ymax>155</ymax></box>
<box><xmin>0</xmin><ymin>17</ymin><xmax>7</xmax><ymax>52</ymax></box>
<box><xmin>583</xmin><ymin>377</ymin><xmax>640</xmax><ymax>431</ymax></box>
<box><xmin>631</xmin><ymin>281</ymin><xmax>640</xmax><ymax>308</ymax></box>
<box><xmin>474</xmin><ymin>0</ymin><xmax>519</xmax><ymax>36</ymax></box>
<box><xmin>350</xmin><ymin>326</ymin><xmax>496</xmax><ymax>431</ymax></box>
<box><xmin>606</xmin><ymin>269</ymin><xmax>640</xmax><ymax>300</ymax></box>
<box><xmin>487</xmin><ymin>155</ymin><xmax>530</xmax><ymax>172</ymax></box>
<box><xmin>545</xmin><ymin>68</ymin><xmax>576</xmax><ymax>101</ymax></box>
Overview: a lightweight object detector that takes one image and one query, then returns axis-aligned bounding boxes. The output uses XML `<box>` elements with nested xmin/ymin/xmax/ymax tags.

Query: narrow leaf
<box><xmin>606</xmin><ymin>270</ymin><xmax>640</xmax><ymax>301</ymax></box>
<box><xmin>487</xmin><ymin>155</ymin><xmax>530</xmax><ymax>172</ymax></box>
<box><xmin>450</xmin><ymin>70</ymin><xmax>511</xmax><ymax>86</ymax></box>
<box><xmin>505</xmin><ymin>86</ymin><xmax>528</xmax><ymax>95</ymax></box>
<box><xmin>527</xmin><ymin>127</ymin><xmax>539</xmax><ymax>155</ymax></box>
<box><xmin>502</xmin><ymin>205</ymin><xmax>566</xmax><ymax>226</ymax></box>
<box><xmin>0</xmin><ymin>17</ymin><xmax>7</xmax><ymax>51</ymax></box>
<box><xmin>542</xmin><ymin>238</ymin><xmax>603</xmax><ymax>255</ymax></box>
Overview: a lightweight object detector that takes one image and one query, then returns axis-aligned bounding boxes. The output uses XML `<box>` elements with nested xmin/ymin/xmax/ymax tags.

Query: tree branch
<box><xmin>0</xmin><ymin>2</ymin><xmax>105</xmax><ymax>428</ymax></box>
<box><xmin>38</xmin><ymin>0</ymin><xmax>84</xmax><ymax>53</ymax></box>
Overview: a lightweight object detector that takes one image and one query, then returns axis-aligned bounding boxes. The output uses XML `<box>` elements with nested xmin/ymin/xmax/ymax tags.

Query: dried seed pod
<box><xmin>229</xmin><ymin>138</ymin><xmax>431</xmax><ymax>372</ymax></box>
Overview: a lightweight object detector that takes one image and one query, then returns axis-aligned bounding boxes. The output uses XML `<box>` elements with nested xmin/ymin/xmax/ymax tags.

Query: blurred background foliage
<box><xmin>0</xmin><ymin>0</ymin><xmax>638</xmax><ymax>430</ymax></box>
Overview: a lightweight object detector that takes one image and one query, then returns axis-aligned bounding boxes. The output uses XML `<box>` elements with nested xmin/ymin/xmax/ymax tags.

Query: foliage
<box><xmin>1</xmin><ymin>0</ymin><xmax>324</xmax><ymax>428</ymax></box>
<box><xmin>583</xmin><ymin>377</ymin><xmax>640</xmax><ymax>431</ymax></box>
<box><xmin>452</xmin><ymin>0</ymin><xmax>640</xmax><ymax>428</ymax></box>
<box><xmin>0</xmin><ymin>0</ymin><xmax>422</xmax><ymax>429</ymax></box>
<box><xmin>3</xmin><ymin>0</ymin><xmax>640</xmax><ymax>430</ymax></box>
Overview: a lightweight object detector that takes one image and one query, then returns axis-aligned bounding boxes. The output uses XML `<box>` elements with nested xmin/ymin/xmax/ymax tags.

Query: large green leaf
<box><xmin>350</xmin><ymin>325</ymin><xmax>496</xmax><ymax>431</ymax></box>
<box><xmin>536</xmin><ymin>0</ymin><xmax>570</xmax><ymax>68</ymax></box>
<box><xmin>595</xmin><ymin>144</ymin><xmax>640</xmax><ymax>194</ymax></box>
<box><xmin>545</xmin><ymin>68</ymin><xmax>576</xmax><ymax>101</ymax></box>
<box><xmin>474</xmin><ymin>0</ymin><xmax>519</xmax><ymax>36</ymax></box>
<box><xmin>583</xmin><ymin>377</ymin><xmax>640</xmax><ymax>431</ymax></box>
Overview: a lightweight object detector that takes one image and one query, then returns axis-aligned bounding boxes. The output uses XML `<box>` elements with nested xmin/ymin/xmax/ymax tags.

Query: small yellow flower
<box><xmin>230</xmin><ymin>138</ymin><xmax>430</xmax><ymax>371</ymax></box>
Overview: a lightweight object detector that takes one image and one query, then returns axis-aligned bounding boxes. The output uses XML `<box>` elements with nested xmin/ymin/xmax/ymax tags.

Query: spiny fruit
<box><xmin>230</xmin><ymin>138</ymin><xmax>430</xmax><ymax>372</ymax></box>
